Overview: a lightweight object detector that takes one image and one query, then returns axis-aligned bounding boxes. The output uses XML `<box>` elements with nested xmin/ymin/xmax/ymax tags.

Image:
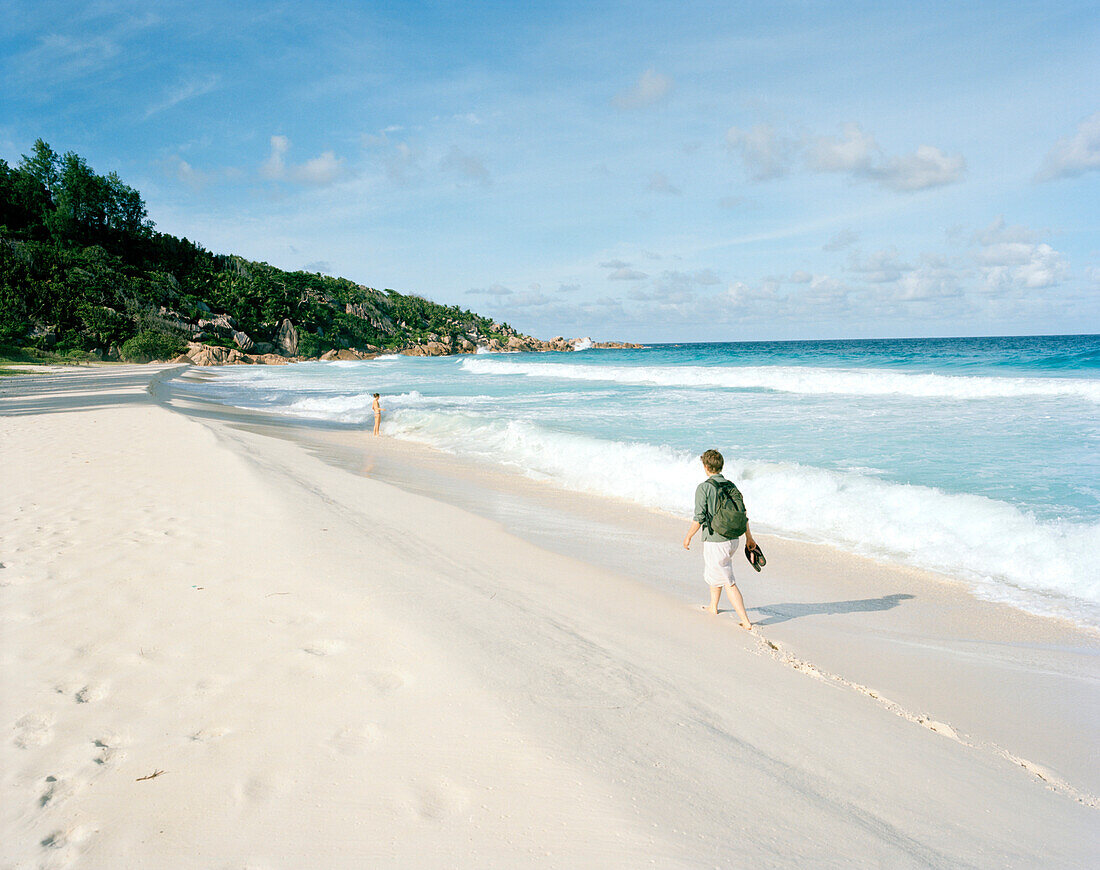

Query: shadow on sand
<box><xmin>752</xmin><ymin>593</ymin><xmax>915</xmax><ymax>626</ymax></box>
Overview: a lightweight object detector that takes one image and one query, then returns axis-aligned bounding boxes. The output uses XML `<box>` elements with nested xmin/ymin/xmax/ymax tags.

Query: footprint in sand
<box><xmin>38</xmin><ymin>774</ymin><xmax>90</xmax><ymax>812</ymax></box>
<box><xmin>403</xmin><ymin>778</ymin><xmax>472</xmax><ymax>822</ymax></box>
<box><xmin>75</xmin><ymin>683</ymin><xmax>109</xmax><ymax>704</ymax></box>
<box><xmin>361</xmin><ymin>671</ymin><xmax>408</xmax><ymax>694</ymax></box>
<box><xmin>40</xmin><ymin>824</ymin><xmax>96</xmax><ymax>868</ymax></box>
<box><xmin>92</xmin><ymin>735</ymin><xmax>127</xmax><ymax>766</ymax></box>
<box><xmin>0</xmin><ymin>559</ymin><xmax>38</xmax><ymax>586</ymax></box>
<box><xmin>302</xmin><ymin>639</ymin><xmax>346</xmax><ymax>657</ymax></box>
<box><xmin>233</xmin><ymin>775</ymin><xmax>289</xmax><ymax>805</ymax></box>
<box><xmin>186</xmin><ymin>674</ymin><xmax>230</xmax><ymax>702</ymax></box>
<box><xmin>39</xmin><ymin>775</ymin><xmax>76</xmax><ymax>809</ymax></box>
<box><xmin>325</xmin><ymin>724</ymin><xmax>383</xmax><ymax>756</ymax></box>
<box><xmin>13</xmin><ymin>713</ymin><xmax>54</xmax><ymax>749</ymax></box>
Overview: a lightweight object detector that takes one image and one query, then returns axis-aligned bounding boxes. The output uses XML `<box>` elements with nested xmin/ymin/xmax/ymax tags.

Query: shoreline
<box><xmin>3</xmin><ymin>367</ymin><xmax>1098</xmax><ymax>867</ymax></box>
<box><xmin>160</xmin><ymin>369</ymin><xmax>1100</xmax><ymax>800</ymax></box>
<box><xmin>162</xmin><ymin>364</ymin><xmax>1100</xmax><ymax>631</ymax></box>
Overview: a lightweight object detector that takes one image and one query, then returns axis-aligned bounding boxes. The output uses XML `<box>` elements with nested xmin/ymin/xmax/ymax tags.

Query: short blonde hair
<box><xmin>700</xmin><ymin>449</ymin><xmax>723</xmax><ymax>473</ymax></box>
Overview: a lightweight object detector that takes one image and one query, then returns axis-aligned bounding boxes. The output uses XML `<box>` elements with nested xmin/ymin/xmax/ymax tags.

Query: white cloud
<box><xmin>725</xmin><ymin>124</ymin><xmax>796</xmax><ymax>180</ymax></box>
<box><xmin>260</xmin><ymin>135</ymin><xmax>289</xmax><ymax>179</ymax></box>
<box><xmin>363</xmin><ymin>131</ymin><xmax>422</xmax><ymax>185</ymax></box>
<box><xmin>495</xmin><ymin>290</ymin><xmax>551</xmax><ymax>308</ymax></box>
<box><xmin>646</xmin><ymin>269</ymin><xmax>722</xmax><ymax>297</ymax></box>
<box><xmin>162</xmin><ymin>154</ymin><xmax>243</xmax><ymax>191</ymax></box>
<box><xmin>647</xmin><ymin>171</ymin><xmax>681</xmax><ymax>195</ymax></box>
<box><xmin>975</xmin><ymin>242</ymin><xmax>1039</xmax><ymax>267</ymax></box>
<box><xmin>789</xmin><ymin>270</ymin><xmax>813</xmax><ymax>283</ymax></box>
<box><xmin>981</xmin><ymin>244</ymin><xmax>1068</xmax><ymax>290</ymax></box>
<box><xmin>385</xmin><ymin>142</ymin><xmax>421</xmax><ymax>185</ymax></box>
<box><xmin>441</xmin><ymin>146</ymin><xmax>490</xmax><ymax>186</ymax></box>
<box><xmin>608</xmin><ymin>268</ymin><xmax>648</xmax><ymax>281</ymax></box>
<box><xmin>725</xmin><ymin>280</ymin><xmax>786</xmax><ymax>308</ymax></box>
<box><xmin>612</xmin><ymin>69</ymin><xmax>673</xmax><ymax>109</ymax></box>
<box><xmin>823</xmin><ymin>229</ymin><xmax>859</xmax><ymax>251</ymax></box>
<box><xmin>972</xmin><ymin>216</ymin><xmax>1036</xmax><ymax>246</ymax></box>
<box><xmin>599</xmin><ymin>259</ymin><xmax>631</xmax><ymax>269</ymax></box>
<box><xmin>295</xmin><ymin>151</ymin><xmax>345</xmax><ymax>185</ymax></box>
<box><xmin>971</xmin><ymin>218</ymin><xmax>1068</xmax><ymax>290</ymax></box>
<box><xmin>869</xmin><ymin>145</ymin><xmax>965</xmax><ymax>191</ymax></box>
<box><xmin>162</xmin><ymin>155</ymin><xmax>212</xmax><ymax>189</ymax></box>
<box><xmin>807</xmin><ymin>124</ymin><xmax>964</xmax><ymax>190</ymax></box>
<box><xmin>1036</xmin><ymin>111</ymin><xmax>1100</xmax><ymax>181</ymax></box>
<box><xmin>809</xmin><ymin>274</ymin><xmax>845</xmax><ymax>293</ymax></box>
<box><xmin>847</xmin><ymin>248</ymin><xmax>911</xmax><ymax>283</ymax></box>
<box><xmin>9</xmin><ymin>10</ymin><xmax>158</xmax><ymax>91</ymax></box>
<box><xmin>895</xmin><ymin>265</ymin><xmax>963</xmax><ymax>301</ymax></box>
<box><xmin>728</xmin><ymin>121</ymin><xmax>963</xmax><ymax>190</ymax></box>
<box><xmin>466</xmin><ymin>284</ymin><xmax>514</xmax><ymax>297</ymax></box>
<box><xmin>629</xmin><ymin>285</ymin><xmax>698</xmax><ymax>304</ymax></box>
<box><xmin>260</xmin><ymin>135</ymin><xmax>348</xmax><ymax>186</ymax></box>
<box><xmin>144</xmin><ymin>74</ymin><xmax>219</xmax><ymax>119</ymax></box>
<box><xmin>807</xmin><ymin>123</ymin><xmax>876</xmax><ymax>173</ymax></box>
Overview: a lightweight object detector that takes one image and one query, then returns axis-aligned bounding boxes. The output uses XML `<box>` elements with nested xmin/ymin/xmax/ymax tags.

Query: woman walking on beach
<box><xmin>372</xmin><ymin>393</ymin><xmax>383</xmax><ymax>436</ymax></box>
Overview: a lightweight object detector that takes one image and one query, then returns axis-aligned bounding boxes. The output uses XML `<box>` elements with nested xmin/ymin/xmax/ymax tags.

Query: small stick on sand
<box><xmin>136</xmin><ymin>770</ymin><xmax>166</xmax><ymax>782</ymax></box>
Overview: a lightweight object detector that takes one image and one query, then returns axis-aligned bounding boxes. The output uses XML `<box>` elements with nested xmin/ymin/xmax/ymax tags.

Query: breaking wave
<box><xmin>461</xmin><ymin>358</ymin><xmax>1100</xmax><ymax>403</ymax></box>
<box><xmin>384</xmin><ymin>406</ymin><xmax>1100</xmax><ymax>624</ymax></box>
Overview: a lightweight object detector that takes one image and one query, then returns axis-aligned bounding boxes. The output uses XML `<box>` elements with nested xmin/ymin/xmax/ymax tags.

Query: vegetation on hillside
<box><xmin>0</xmin><ymin>140</ymin><xmax>519</xmax><ymax>361</ymax></box>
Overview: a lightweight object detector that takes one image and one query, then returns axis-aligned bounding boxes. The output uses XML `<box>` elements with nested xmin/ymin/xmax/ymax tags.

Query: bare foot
<box><xmin>703</xmin><ymin>605</ymin><xmax>719</xmax><ymax>615</ymax></box>
<box><xmin>739</xmin><ymin>621</ymin><xmax>753</xmax><ymax>631</ymax></box>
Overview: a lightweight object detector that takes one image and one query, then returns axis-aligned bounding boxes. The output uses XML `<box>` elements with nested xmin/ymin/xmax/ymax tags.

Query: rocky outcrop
<box><xmin>275</xmin><ymin>318</ymin><xmax>299</xmax><ymax>356</ymax></box>
<box><xmin>179</xmin><ymin>342</ymin><xmax>291</xmax><ymax>366</ymax></box>
<box><xmin>345</xmin><ymin>302</ymin><xmax>396</xmax><ymax>336</ymax></box>
<box><xmin>197</xmin><ymin>314</ymin><xmax>236</xmax><ymax>338</ymax></box>
<box><xmin>319</xmin><ymin>348</ymin><xmax>377</xmax><ymax>362</ymax></box>
<box><xmin>154</xmin><ymin>307</ymin><xmax>201</xmax><ymax>336</ymax></box>
<box><xmin>232</xmin><ymin>330</ymin><xmax>254</xmax><ymax>351</ymax></box>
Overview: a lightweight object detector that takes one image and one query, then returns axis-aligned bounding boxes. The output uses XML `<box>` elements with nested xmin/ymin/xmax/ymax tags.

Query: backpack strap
<box><xmin>703</xmin><ymin>478</ymin><xmax>722</xmax><ymax>535</ymax></box>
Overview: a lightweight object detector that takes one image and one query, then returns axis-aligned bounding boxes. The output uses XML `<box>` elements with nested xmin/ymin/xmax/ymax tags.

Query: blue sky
<box><xmin>3</xmin><ymin>0</ymin><xmax>1098</xmax><ymax>341</ymax></box>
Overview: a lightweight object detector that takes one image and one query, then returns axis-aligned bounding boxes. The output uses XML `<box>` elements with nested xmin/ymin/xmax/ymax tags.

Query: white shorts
<box><xmin>703</xmin><ymin>539</ymin><xmax>739</xmax><ymax>587</ymax></box>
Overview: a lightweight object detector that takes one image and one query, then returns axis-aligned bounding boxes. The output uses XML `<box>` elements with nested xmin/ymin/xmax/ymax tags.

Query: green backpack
<box><xmin>707</xmin><ymin>479</ymin><xmax>748</xmax><ymax>538</ymax></box>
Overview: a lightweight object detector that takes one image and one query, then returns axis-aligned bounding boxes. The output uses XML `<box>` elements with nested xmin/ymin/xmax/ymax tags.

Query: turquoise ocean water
<box><xmin>180</xmin><ymin>334</ymin><xmax>1100</xmax><ymax>627</ymax></box>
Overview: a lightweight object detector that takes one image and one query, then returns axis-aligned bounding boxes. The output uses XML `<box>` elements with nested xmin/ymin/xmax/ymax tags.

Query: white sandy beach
<box><xmin>2</xmin><ymin>366</ymin><xmax>1098</xmax><ymax>869</ymax></box>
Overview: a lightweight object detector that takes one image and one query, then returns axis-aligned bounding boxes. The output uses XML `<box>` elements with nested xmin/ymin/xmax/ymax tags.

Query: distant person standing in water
<box><xmin>372</xmin><ymin>393</ymin><xmax>383</xmax><ymax>436</ymax></box>
<box><xmin>682</xmin><ymin>449</ymin><xmax>759</xmax><ymax>630</ymax></box>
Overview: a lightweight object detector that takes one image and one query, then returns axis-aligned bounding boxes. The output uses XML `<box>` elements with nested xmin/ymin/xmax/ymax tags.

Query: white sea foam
<box><xmin>460</xmin><ymin>358</ymin><xmax>1100</xmax><ymax>403</ymax></box>
<box><xmin>276</xmin><ymin>390</ymin><xmax>425</xmax><ymax>420</ymax></box>
<box><xmin>386</xmin><ymin>407</ymin><xmax>1100</xmax><ymax>624</ymax></box>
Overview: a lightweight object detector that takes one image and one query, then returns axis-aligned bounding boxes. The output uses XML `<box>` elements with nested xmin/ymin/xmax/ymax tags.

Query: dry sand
<box><xmin>2</xmin><ymin>366</ymin><xmax>1098</xmax><ymax>868</ymax></box>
